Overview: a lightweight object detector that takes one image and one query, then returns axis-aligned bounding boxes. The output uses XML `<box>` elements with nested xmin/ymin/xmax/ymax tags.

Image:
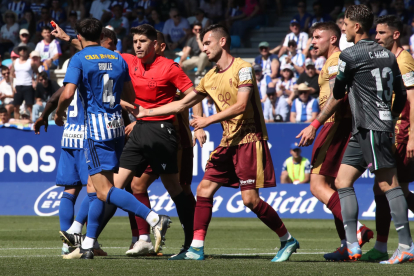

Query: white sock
<box><xmin>139</xmin><ymin>234</ymin><xmax>151</xmax><ymax>242</ymax></box>
<box><xmin>357</xmin><ymin>221</ymin><xmax>363</xmax><ymax>230</ymax></box>
<box><xmin>374</xmin><ymin>241</ymin><xmax>387</xmax><ymax>253</ymax></box>
<box><xmin>132</xmin><ymin>236</ymin><xmax>138</xmax><ymax>243</ymax></box>
<box><xmin>146</xmin><ymin>211</ymin><xmax>159</xmax><ymax>227</ymax></box>
<box><xmin>280</xmin><ymin>232</ymin><xmax>292</xmax><ymax>242</ymax></box>
<box><xmin>341</xmin><ymin>239</ymin><xmax>347</xmax><ymax>247</ymax></box>
<box><xmin>81</xmin><ymin>237</ymin><xmax>95</xmax><ymax>249</ymax></box>
<box><xmin>191</xmin><ymin>239</ymin><xmax>204</xmax><ymax>248</ymax></box>
<box><xmin>66</xmin><ymin>221</ymin><xmax>83</xmax><ymax>234</ymax></box>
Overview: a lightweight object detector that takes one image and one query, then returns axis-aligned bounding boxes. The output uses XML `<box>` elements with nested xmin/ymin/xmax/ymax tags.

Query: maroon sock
<box><xmin>133</xmin><ymin>193</ymin><xmax>151</xmax><ymax>235</ymax></box>
<box><xmin>375</xmin><ymin>194</ymin><xmax>391</xmax><ymax>243</ymax></box>
<box><xmin>327</xmin><ymin>192</ymin><xmax>346</xmax><ymax>240</ymax></box>
<box><xmin>406</xmin><ymin>192</ymin><xmax>414</xmax><ymax>213</ymax></box>
<box><xmin>193</xmin><ymin>196</ymin><xmax>213</xmax><ymax>241</ymax></box>
<box><xmin>128</xmin><ymin>212</ymin><xmax>139</xmax><ymax>237</ymax></box>
<box><xmin>252</xmin><ymin>200</ymin><xmax>287</xmax><ymax>237</ymax></box>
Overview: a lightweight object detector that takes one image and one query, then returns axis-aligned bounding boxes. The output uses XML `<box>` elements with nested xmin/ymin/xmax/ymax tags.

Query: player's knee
<box><xmin>196</xmin><ymin>181</ymin><xmax>214</xmax><ymax>198</ymax></box>
<box><xmin>131</xmin><ymin>179</ymin><xmax>146</xmax><ymax>194</ymax></box>
<box><xmin>242</xmin><ymin>196</ymin><xmax>260</xmax><ymax>210</ymax></box>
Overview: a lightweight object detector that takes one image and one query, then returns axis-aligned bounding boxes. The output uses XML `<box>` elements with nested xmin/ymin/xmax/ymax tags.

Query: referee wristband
<box><xmin>310</xmin><ymin>119</ymin><xmax>321</xmax><ymax>130</ymax></box>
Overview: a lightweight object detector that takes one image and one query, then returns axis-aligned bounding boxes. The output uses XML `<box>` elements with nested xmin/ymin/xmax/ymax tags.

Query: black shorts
<box><xmin>119</xmin><ymin>120</ymin><xmax>178</xmax><ymax>176</ymax></box>
<box><xmin>341</xmin><ymin>128</ymin><xmax>395</xmax><ymax>173</ymax></box>
<box><xmin>14</xmin><ymin>85</ymin><xmax>35</xmax><ymax>106</ymax></box>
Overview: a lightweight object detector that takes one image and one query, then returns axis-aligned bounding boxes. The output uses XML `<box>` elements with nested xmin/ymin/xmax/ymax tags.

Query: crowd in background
<box><xmin>1</xmin><ymin>0</ymin><xmax>414</xmax><ymax>125</ymax></box>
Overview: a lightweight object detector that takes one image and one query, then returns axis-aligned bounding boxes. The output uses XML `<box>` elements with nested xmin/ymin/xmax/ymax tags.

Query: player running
<box><xmin>298</xmin><ymin>5</ymin><xmax>412</xmax><ymax>263</ymax></box>
<box><xmin>296</xmin><ymin>21</ymin><xmax>373</xmax><ymax>261</ymax></box>
<box><xmin>361</xmin><ymin>15</ymin><xmax>414</xmax><ymax>262</ymax></box>
<box><xmin>54</xmin><ymin>18</ymin><xmax>171</xmax><ymax>260</ymax></box>
<box><xmin>34</xmin><ymin>27</ymin><xmax>121</xmax><ymax>257</ymax></box>
<box><xmin>127</xmin><ymin>24</ymin><xmax>300</xmax><ymax>262</ymax></box>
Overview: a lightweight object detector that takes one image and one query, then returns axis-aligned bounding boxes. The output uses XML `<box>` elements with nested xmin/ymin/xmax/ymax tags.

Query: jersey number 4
<box><xmin>371</xmin><ymin>67</ymin><xmax>393</xmax><ymax>102</ymax></box>
<box><xmin>102</xmin><ymin>73</ymin><xmax>115</xmax><ymax>108</ymax></box>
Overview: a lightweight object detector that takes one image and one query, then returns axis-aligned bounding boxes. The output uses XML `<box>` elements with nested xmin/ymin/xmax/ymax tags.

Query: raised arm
<box><xmin>51</xmin><ymin>23</ymin><xmax>82</xmax><ymax>51</ymax></box>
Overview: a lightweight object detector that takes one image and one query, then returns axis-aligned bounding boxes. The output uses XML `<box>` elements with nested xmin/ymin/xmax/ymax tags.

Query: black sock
<box><xmin>172</xmin><ymin>191</ymin><xmax>195</xmax><ymax>248</ymax></box>
<box><xmin>96</xmin><ymin>202</ymin><xmax>117</xmax><ymax>238</ymax></box>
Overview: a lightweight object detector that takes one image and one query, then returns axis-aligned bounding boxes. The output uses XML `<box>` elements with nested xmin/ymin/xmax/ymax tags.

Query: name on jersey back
<box><xmin>369</xmin><ymin>50</ymin><xmax>389</xmax><ymax>59</ymax></box>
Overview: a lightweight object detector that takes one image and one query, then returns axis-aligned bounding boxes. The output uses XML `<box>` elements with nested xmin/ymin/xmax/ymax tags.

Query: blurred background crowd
<box><xmin>1</xmin><ymin>0</ymin><xmax>414</xmax><ymax>126</ymax></box>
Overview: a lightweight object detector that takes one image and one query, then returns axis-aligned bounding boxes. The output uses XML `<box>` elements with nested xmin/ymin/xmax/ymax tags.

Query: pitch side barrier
<box><xmin>1</xmin><ymin>124</ymin><xmax>412</xmax><ymax>219</ymax></box>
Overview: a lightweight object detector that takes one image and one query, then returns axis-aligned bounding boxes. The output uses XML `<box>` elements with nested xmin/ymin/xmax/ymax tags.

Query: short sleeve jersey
<box><xmin>196</xmin><ymin>57</ymin><xmax>268</xmax><ymax>147</ymax></box>
<box><xmin>121</xmin><ymin>54</ymin><xmax>193</xmax><ymax>121</ymax></box>
<box><xmin>318</xmin><ymin>51</ymin><xmax>351</xmax><ymax>123</ymax></box>
<box><xmin>395</xmin><ymin>50</ymin><xmax>414</xmax><ymax>144</ymax></box>
<box><xmin>62</xmin><ymin>89</ymin><xmax>86</xmax><ymax>149</ymax></box>
<box><xmin>64</xmin><ymin>45</ymin><xmax>131</xmax><ymax>142</ymax></box>
<box><xmin>336</xmin><ymin>40</ymin><xmax>402</xmax><ymax>134</ymax></box>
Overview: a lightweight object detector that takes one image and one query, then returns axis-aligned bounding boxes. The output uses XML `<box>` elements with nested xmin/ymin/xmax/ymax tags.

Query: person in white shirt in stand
<box><xmin>280</xmin><ymin>40</ymin><xmax>306</xmax><ymax>78</ymax></box>
<box><xmin>0</xmin><ymin>10</ymin><xmax>19</xmax><ymax>56</ymax></box>
<box><xmin>202</xmin><ymin>95</ymin><xmax>217</xmax><ymax>117</ymax></box>
<box><xmin>0</xmin><ymin>66</ymin><xmax>14</xmax><ymax>115</ymax></box>
<box><xmin>253</xmin><ymin>64</ymin><xmax>272</xmax><ymax>104</ymax></box>
<box><xmin>10</xmin><ymin>45</ymin><xmax>40</xmax><ymax>119</ymax></box>
<box><xmin>273</xmin><ymin>19</ymin><xmax>308</xmax><ymax>56</ymax></box>
<box><xmin>263</xmin><ymin>85</ymin><xmax>279</xmax><ymax>122</ymax></box>
<box><xmin>35</xmin><ymin>26</ymin><xmax>61</xmax><ymax>71</ymax></box>
<box><xmin>89</xmin><ymin>0</ymin><xmax>111</xmax><ymax>21</ymax></box>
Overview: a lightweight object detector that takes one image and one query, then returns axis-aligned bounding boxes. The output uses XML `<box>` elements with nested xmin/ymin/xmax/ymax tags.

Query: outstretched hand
<box><xmin>123</xmin><ymin>101</ymin><xmax>146</xmax><ymax>119</ymax></box>
<box><xmin>34</xmin><ymin>117</ymin><xmax>48</xmax><ymax>134</ymax></box>
<box><xmin>296</xmin><ymin>124</ymin><xmax>317</xmax><ymax>147</ymax></box>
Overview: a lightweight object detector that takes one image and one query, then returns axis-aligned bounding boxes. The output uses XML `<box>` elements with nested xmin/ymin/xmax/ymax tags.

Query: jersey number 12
<box><xmin>102</xmin><ymin>73</ymin><xmax>115</xmax><ymax>108</ymax></box>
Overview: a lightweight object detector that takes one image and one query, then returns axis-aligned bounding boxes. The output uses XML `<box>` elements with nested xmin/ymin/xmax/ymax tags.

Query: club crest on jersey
<box><xmin>148</xmin><ymin>80</ymin><xmax>157</xmax><ymax>89</ymax></box>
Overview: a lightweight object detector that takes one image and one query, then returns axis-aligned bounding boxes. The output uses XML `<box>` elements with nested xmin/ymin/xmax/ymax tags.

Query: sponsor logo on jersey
<box><xmin>328</xmin><ymin>65</ymin><xmax>338</xmax><ymax>75</ymax></box>
<box><xmin>239</xmin><ymin>179</ymin><xmax>255</xmax><ymax>185</ymax></box>
<box><xmin>338</xmin><ymin>59</ymin><xmax>346</xmax><ymax>73</ymax></box>
<box><xmin>62</xmin><ymin>132</ymin><xmax>84</xmax><ymax>139</ymax></box>
<box><xmin>106</xmin><ymin>117</ymin><xmax>124</xmax><ymax>129</ymax></box>
<box><xmin>239</xmin><ymin>67</ymin><xmax>253</xmax><ymax>82</ymax></box>
<box><xmin>402</xmin><ymin>71</ymin><xmax>414</xmax><ymax>86</ymax></box>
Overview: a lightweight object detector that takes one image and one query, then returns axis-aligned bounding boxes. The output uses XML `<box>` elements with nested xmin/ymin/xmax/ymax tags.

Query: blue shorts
<box><xmin>56</xmin><ymin>148</ymin><xmax>88</xmax><ymax>186</ymax></box>
<box><xmin>84</xmin><ymin>138</ymin><xmax>124</xmax><ymax>175</ymax></box>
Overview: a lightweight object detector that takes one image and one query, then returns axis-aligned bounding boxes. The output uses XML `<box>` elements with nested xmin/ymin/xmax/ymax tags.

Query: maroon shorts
<box><xmin>143</xmin><ymin>146</ymin><xmax>193</xmax><ymax>186</ymax></box>
<box><xmin>203</xmin><ymin>140</ymin><xmax>276</xmax><ymax>191</ymax></box>
<box><xmin>394</xmin><ymin>142</ymin><xmax>414</xmax><ymax>183</ymax></box>
<box><xmin>311</xmin><ymin>118</ymin><xmax>352</xmax><ymax>178</ymax></box>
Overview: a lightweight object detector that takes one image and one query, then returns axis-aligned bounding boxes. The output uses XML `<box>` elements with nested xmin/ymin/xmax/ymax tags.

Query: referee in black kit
<box><xmin>298</xmin><ymin>4</ymin><xmax>413</xmax><ymax>263</ymax></box>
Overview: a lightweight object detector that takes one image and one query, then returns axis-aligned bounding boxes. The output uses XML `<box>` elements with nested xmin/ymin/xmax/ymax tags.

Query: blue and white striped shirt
<box><xmin>62</xmin><ymin>89</ymin><xmax>85</xmax><ymax>149</ymax></box>
<box><xmin>8</xmin><ymin>1</ymin><xmax>27</xmax><ymax>18</ymax></box>
<box><xmin>291</xmin><ymin>97</ymin><xmax>319</xmax><ymax>122</ymax></box>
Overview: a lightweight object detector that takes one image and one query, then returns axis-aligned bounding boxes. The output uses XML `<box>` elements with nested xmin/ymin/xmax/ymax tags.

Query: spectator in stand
<box><xmin>391</xmin><ymin>0</ymin><xmax>411</xmax><ymax>24</ymax></box>
<box><xmin>150</xmin><ymin>9</ymin><xmax>165</xmax><ymax>32</ymax></box>
<box><xmin>134</xmin><ymin>0</ymin><xmax>156</xmax><ymax>17</ymax></box>
<box><xmin>294</xmin><ymin>59</ymin><xmax>320</xmax><ymax>98</ymax></box>
<box><xmin>65</xmin><ymin>11</ymin><xmax>78</xmax><ymax>38</ymax></box>
<box><xmin>307</xmin><ymin>47</ymin><xmax>325</xmax><ymax>74</ymax></box>
<box><xmin>131</xmin><ymin>6</ymin><xmax>149</xmax><ymax>28</ymax></box>
<box><xmin>163</xmin><ymin>8</ymin><xmax>190</xmax><ymax>50</ymax></box>
<box><xmin>336</xmin><ymin>13</ymin><xmax>353</xmax><ymax>51</ymax></box>
<box><xmin>275</xmin><ymin>63</ymin><xmax>296</xmax><ymax>121</ymax></box>
<box><xmin>280</xmin><ymin>40</ymin><xmax>305</xmax><ymax>77</ymax></box>
<box><xmin>308</xmin><ymin>2</ymin><xmax>331</xmax><ymax>28</ymax></box>
<box><xmin>0</xmin><ymin>66</ymin><xmax>14</xmax><ymax>115</ymax></box>
<box><xmin>105</xmin><ymin>0</ymin><xmax>132</xmax><ymax>22</ymax></box>
<box><xmin>293</xmin><ymin>0</ymin><xmax>312</xmax><ymax>32</ymax></box>
<box><xmin>290</xmin><ymin>83</ymin><xmax>319</xmax><ymax>123</ymax></box>
<box><xmin>179</xmin><ymin>23</ymin><xmax>209</xmax><ymax>75</ymax></box>
<box><xmin>183</xmin><ymin>0</ymin><xmax>199</xmax><ymax>18</ymax></box>
<box><xmin>32</xmin><ymin>71</ymin><xmax>60</xmax><ymax>121</ymax></box>
<box><xmin>36</xmin><ymin>6</ymin><xmax>53</xmax><ymax>42</ymax></box>
<box><xmin>202</xmin><ymin>95</ymin><xmax>217</xmax><ymax>117</ymax></box>
<box><xmin>263</xmin><ymin>85</ymin><xmax>279</xmax><ymax>122</ymax></box>
<box><xmin>371</xmin><ymin>0</ymin><xmax>388</xmax><ymax>17</ymax></box>
<box><xmin>7</xmin><ymin>0</ymin><xmax>27</xmax><ymax>20</ymax></box>
<box><xmin>158</xmin><ymin>0</ymin><xmax>178</xmax><ymax>21</ymax></box>
<box><xmin>188</xmin><ymin>8</ymin><xmax>211</xmax><ymax>29</ymax></box>
<box><xmin>30</xmin><ymin>0</ymin><xmax>46</xmax><ymax>18</ymax></box>
<box><xmin>0</xmin><ymin>106</ymin><xmax>30</xmax><ymax>125</ymax></box>
<box><xmin>200</xmin><ymin>0</ymin><xmax>223</xmax><ymax>23</ymax></box>
<box><xmin>0</xmin><ymin>11</ymin><xmax>19</xmax><ymax>56</ymax></box>
<box><xmin>10</xmin><ymin>44</ymin><xmax>39</xmax><ymax>119</ymax></box>
<box><xmin>50</xmin><ymin>0</ymin><xmax>66</xmax><ymax>25</ymax></box>
<box><xmin>230</xmin><ymin>0</ymin><xmax>263</xmax><ymax>44</ymax></box>
<box><xmin>89</xmin><ymin>0</ymin><xmax>111</xmax><ymax>21</ymax></box>
<box><xmin>254</xmin><ymin>41</ymin><xmax>279</xmax><ymax>79</ymax></box>
<box><xmin>225</xmin><ymin>0</ymin><xmax>244</xmax><ymax>29</ymax></box>
<box><xmin>275</xmin><ymin>19</ymin><xmax>308</xmax><ymax>56</ymax></box>
<box><xmin>107</xmin><ymin>4</ymin><xmax>129</xmax><ymax>41</ymax></box>
<box><xmin>16</xmin><ymin>29</ymin><xmax>35</xmax><ymax>51</ymax></box>
<box><xmin>19</xmin><ymin>10</ymin><xmax>36</xmax><ymax>42</ymax></box>
<box><xmin>254</xmin><ymin>64</ymin><xmax>272</xmax><ymax>103</ymax></box>
<box><xmin>35</xmin><ymin>26</ymin><xmax>61</xmax><ymax>70</ymax></box>
<box><xmin>280</xmin><ymin>143</ymin><xmax>311</xmax><ymax>184</ymax></box>
<box><xmin>66</xmin><ymin>0</ymin><xmax>86</xmax><ymax>21</ymax></box>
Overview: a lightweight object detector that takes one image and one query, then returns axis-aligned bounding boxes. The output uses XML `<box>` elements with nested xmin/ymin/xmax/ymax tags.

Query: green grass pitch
<box><xmin>0</xmin><ymin>216</ymin><xmax>413</xmax><ymax>275</ymax></box>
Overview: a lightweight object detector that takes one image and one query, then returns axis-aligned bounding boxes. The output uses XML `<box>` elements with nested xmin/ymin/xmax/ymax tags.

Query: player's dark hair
<box><xmin>41</xmin><ymin>26</ymin><xmax>52</xmax><ymax>32</ymax></box>
<box><xmin>156</xmin><ymin>31</ymin><xmax>165</xmax><ymax>44</ymax></box>
<box><xmin>130</xmin><ymin>24</ymin><xmax>157</xmax><ymax>41</ymax></box>
<box><xmin>38</xmin><ymin>71</ymin><xmax>48</xmax><ymax>80</ymax></box>
<box><xmin>345</xmin><ymin>4</ymin><xmax>374</xmax><ymax>33</ymax></box>
<box><xmin>102</xmin><ymin>27</ymin><xmax>117</xmax><ymax>44</ymax></box>
<box><xmin>200</xmin><ymin>24</ymin><xmax>231</xmax><ymax>47</ymax></box>
<box><xmin>311</xmin><ymin>21</ymin><xmax>341</xmax><ymax>45</ymax></box>
<box><xmin>376</xmin><ymin>15</ymin><xmax>403</xmax><ymax>34</ymax></box>
<box><xmin>287</xmin><ymin>40</ymin><xmax>297</xmax><ymax>47</ymax></box>
<box><xmin>1</xmin><ymin>65</ymin><xmax>9</xmax><ymax>72</ymax></box>
<box><xmin>0</xmin><ymin>107</ymin><xmax>7</xmax><ymax>114</ymax></box>
<box><xmin>76</xmin><ymin>18</ymin><xmax>103</xmax><ymax>42</ymax></box>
